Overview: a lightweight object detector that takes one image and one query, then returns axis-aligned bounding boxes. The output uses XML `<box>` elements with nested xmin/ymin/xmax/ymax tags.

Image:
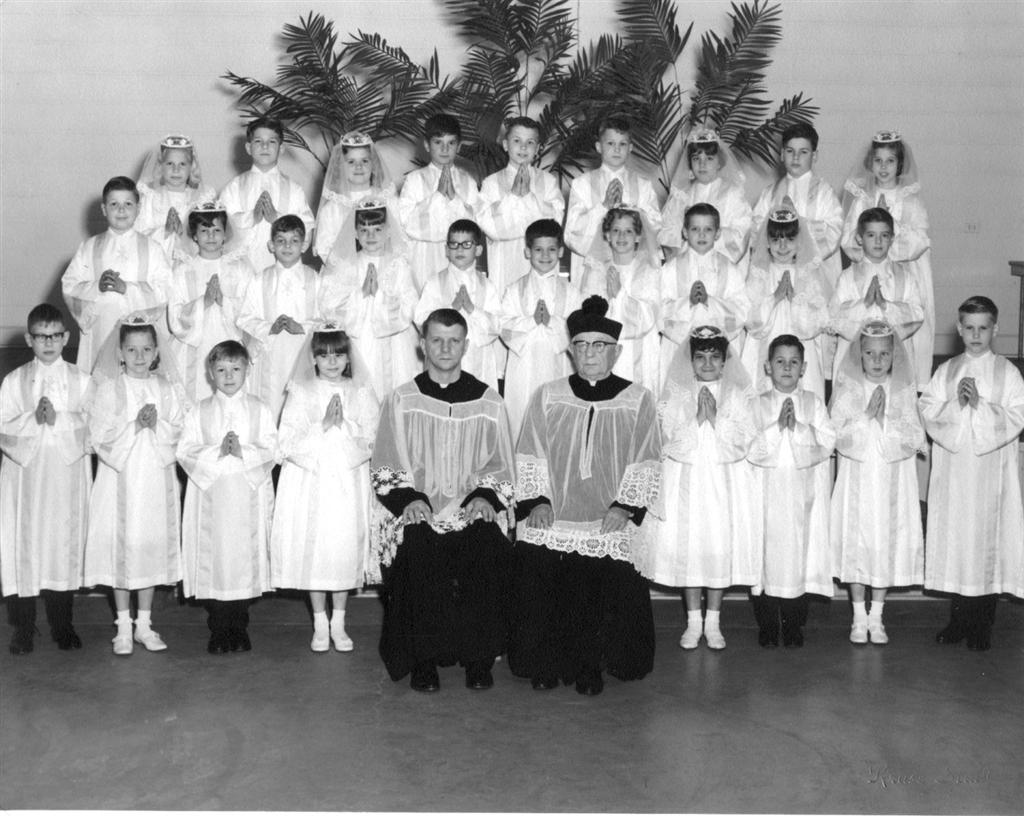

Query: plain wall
<box><xmin>2</xmin><ymin>0</ymin><xmax>1022</xmax><ymax>352</ymax></box>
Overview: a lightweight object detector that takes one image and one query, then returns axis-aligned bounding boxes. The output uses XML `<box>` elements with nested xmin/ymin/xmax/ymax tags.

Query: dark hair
<box><xmin>207</xmin><ymin>340</ymin><xmax>250</xmax><ymax>367</ymax></box>
<box><xmin>768</xmin><ymin>334</ymin><xmax>804</xmax><ymax>362</ymax></box>
<box><xmin>958</xmin><ymin>295</ymin><xmax>998</xmax><ymax>322</ymax></box>
<box><xmin>686</xmin><ymin>140</ymin><xmax>721</xmax><ymax>164</ymax></box>
<box><xmin>354</xmin><ymin>206</ymin><xmax>387</xmax><ymax>229</ymax></box>
<box><xmin>601</xmin><ymin>207</ymin><xmax>643</xmax><ymax>235</ymax></box>
<box><xmin>857</xmin><ymin>207</ymin><xmax>894</xmax><ymax>235</ymax></box>
<box><xmin>690</xmin><ymin>332</ymin><xmax>729</xmax><ymax>358</ymax></box>
<box><xmin>424</xmin><ymin>113</ymin><xmax>461</xmax><ymax>142</ymax></box>
<box><xmin>766</xmin><ymin>217</ymin><xmax>800</xmax><ymax>241</ymax></box>
<box><xmin>246</xmin><ymin>116</ymin><xmax>284</xmax><ymax>142</ymax></box>
<box><xmin>447</xmin><ymin>219</ymin><xmax>483</xmax><ymax>244</ymax></box>
<box><xmin>596</xmin><ymin>116</ymin><xmax>631</xmax><ymax>139</ymax></box>
<box><xmin>781</xmin><ymin>123</ymin><xmax>819</xmax><ymax>151</ymax></box>
<box><xmin>869</xmin><ymin>140</ymin><xmax>905</xmax><ymax>178</ymax></box>
<box><xmin>312</xmin><ymin>329</ymin><xmax>353</xmax><ymax>377</ymax></box>
<box><xmin>102</xmin><ymin>176</ymin><xmax>139</xmax><ymax>202</ymax></box>
<box><xmin>27</xmin><ymin>303</ymin><xmax>66</xmax><ymax>331</ymax></box>
<box><xmin>187</xmin><ymin>209</ymin><xmax>228</xmax><ymax>238</ymax></box>
<box><xmin>683</xmin><ymin>202</ymin><xmax>721</xmax><ymax>230</ymax></box>
<box><xmin>270</xmin><ymin>214</ymin><xmax>306</xmax><ymax>241</ymax></box>
<box><xmin>422</xmin><ymin>308</ymin><xmax>468</xmax><ymax>337</ymax></box>
<box><xmin>119</xmin><ymin>323</ymin><xmax>160</xmax><ymax>371</ymax></box>
<box><xmin>525</xmin><ymin>218</ymin><xmax>563</xmax><ymax>247</ymax></box>
<box><xmin>504</xmin><ymin>116</ymin><xmax>542</xmax><ymax>140</ymax></box>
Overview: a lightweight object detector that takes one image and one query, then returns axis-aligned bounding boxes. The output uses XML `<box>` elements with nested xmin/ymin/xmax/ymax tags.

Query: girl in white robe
<box><xmin>84</xmin><ymin>318</ymin><xmax>185</xmax><ymax>655</ymax></box>
<box><xmin>830</xmin><ymin>322</ymin><xmax>925</xmax><ymax>646</ymax></box>
<box><xmin>271</xmin><ymin>326</ymin><xmax>379</xmax><ymax>652</ymax></box>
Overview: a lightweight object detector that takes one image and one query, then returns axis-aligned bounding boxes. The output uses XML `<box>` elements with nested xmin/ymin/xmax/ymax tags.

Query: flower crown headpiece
<box><xmin>313</xmin><ymin>319</ymin><xmax>345</xmax><ymax>333</ymax></box>
<box><xmin>860</xmin><ymin>320</ymin><xmax>895</xmax><ymax>338</ymax></box>
<box><xmin>689</xmin><ymin>127</ymin><xmax>720</xmax><ymax>145</ymax></box>
<box><xmin>340</xmin><ymin>131</ymin><xmax>373</xmax><ymax>148</ymax></box>
<box><xmin>193</xmin><ymin>199</ymin><xmax>227</xmax><ymax>215</ymax></box>
<box><xmin>690</xmin><ymin>325</ymin><xmax>725</xmax><ymax>341</ymax></box>
<box><xmin>355</xmin><ymin>198</ymin><xmax>388</xmax><ymax>212</ymax></box>
<box><xmin>872</xmin><ymin>129</ymin><xmax>902</xmax><ymax>145</ymax></box>
<box><xmin>161</xmin><ymin>134</ymin><xmax>194</xmax><ymax>150</ymax></box>
<box><xmin>122</xmin><ymin>312</ymin><xmax>158</xmax><ymax>329</ymax></box>
<box><xmin>768</xmin><ymin>208</ymin><xmax>798</xmax><ymax>225</ymax></box>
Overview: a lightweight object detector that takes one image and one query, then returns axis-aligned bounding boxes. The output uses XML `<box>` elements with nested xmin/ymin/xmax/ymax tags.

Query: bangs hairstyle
<box><xmin>27</xmin><ymin>303</ymin><xmax>66</xmax><ymax>332</ymax></box>
<box><xmin>187</xmin><ymin>208</ymin><xmax>227</xmax><ymax>237</ymax></box>
<box><xmin>958</xmin><ymin>295</ymin><xmax>998</xmax><ymax>322</ymax></box>
<box><xmin>447</xmin><ymin>218</ymin><xmax>483</xmax><ymax>244</ymax></box>
<box><xmin>102</xmin><ymin>175</ymin><xmax>139</xmax><ymax>202</ymax></box>
<box><xmin>270</xmin><ymin>214</ymin><xmax>306</xmax><ymax>241</ymax></box>
<box><xmin>503</xmin><ymin>116</ymin><xmax>542</xmax><ymax>141</ymax></box>
<box><xmin>354</xmin><ymin>207</ymin><xmax>387</xmax><ymax>229</ymax></box>
<box><xmin>766</xmin><ymin>217</ymin><xmax>800</xmax><ymax>240</ymax></box>
<box><xmin>119</xmin><ymin>323</ymin><xmax>160</xmax><ymax>371</ymax></box>
<box><xmin>246</xmin><ymin>116</ymin><xmax>284</xmax><ymax>141</ymax></box>
<box><xmin>525</xmin><ymin>218</ymin><xmax>563</xmax><ymax>246</ymax></box>
<box><xmin>869</xmin><ymin>140</ymin><xmax>905</xmax><ymax>177</ymax></box>
<box><xmin>686</xmin><ymin>140</ymin><xmax>721</xmax><ymax>163</ymax></box>
<box><xmin>424</xmin><ymin>113</ymin><xmax>461</xmax><ymax>141</ymax></box>
<box><xmin>856</xmin><ymin>207</ymin><xmax>894</xmax><ymax>234</ymax></box>
<box><xmin>422</xmin><ymin>307</ymin><xmax>468</xmax><ymax>337</ymax></box>
<box><xmin>683</xmin><ymin>202</ymin><xmax>721</xmax><ymax>230</ymax></box>
<box><xmin>602</xmin><ymin>207</ymin><xmax>643</xmax><ymax>235</ymax></box>
<box><xmin>781</xmin><ymin>123</ymin><xmax>819</xmax><ymax>151</ymax></box>
<box><xmin>690</xmin><ymin>333</ymin><xmax>729</xmax><ymax>358</ymax></box>
<box><xmin>312</xmin><ymin>329</ymin><xmax>353</xmax><ymax>377</ymax></box>
<box><xmin>596</xmin><ymin>115</ymin><xmax>631</xmax><ymax>139</ymax></box>
<box><xmin>768</xmin><ymin>334</ymin><xmax>804</xmax><ymax>361</ymax></box>
<box><xmin>207</xmin><ymin>340</ymin><xmax>250</xmax><ymax>368</ymax></box>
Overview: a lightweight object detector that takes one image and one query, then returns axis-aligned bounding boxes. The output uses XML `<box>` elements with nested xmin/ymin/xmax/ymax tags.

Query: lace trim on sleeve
<box><xmin>478</xmin><ymin>474</ymin><xmax>516</xmax><ymax>509</ymax></box>
<box><xmin>520</xmin><ymin>521</ymin><xmax>638</xmax><ymax>563</ymax></box>
<box><xmin>371</xmin><ymin>465</ymin><xmax>414</xmax><ymax>494</ymax></box>
<box><xmin>515</xmin><ymin>454</ymin><xmax>550</xmax><ymax>501</ymax></box>
<box><xmin>615</xmin><ymin>461</ymin><xmax>660</xmax><ymax>509</ymax></box>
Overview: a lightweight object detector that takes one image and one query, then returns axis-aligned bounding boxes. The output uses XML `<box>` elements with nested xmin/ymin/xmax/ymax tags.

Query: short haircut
<box><xmin>187</xmin><ymin>208</ymin><xmax>228</xmax><ymax>237</ymax></box>
<box><xmin>525</xmin><ymin>218</ymin><xmax>563</xmax><ymax>247</ymax></box>
<box><xmin>690</xmin><ymin>333</ymin><xmax>729</xmax><ymax>358</ymax></box>
<box><xmin>246</xmin><ymin>116</ymin><xmax>284</xmax><ymax>141</ymax></box>
<box><xmin>683</xmin><ymin>202</ymin><xmax>721</xmax><ymax>230</ymax></box>
<box><xmin>869</xmin><ymin>140</ymin><xmax>905</xmax><ymax>178</ymax></box>
<box><xmin>596</xmin><ymin>115</ymin><xmax>631</xmax><ymax>139</ymax></box>
<box><xmin>354</xmin><ymin>206</ymin><xmax>387</xmax><ymax>228</ymax></box>
<box><xmin>857</xmin><ymin>207</ymin><xmax>894</xmax><ymax>235</ymax></box>
<box><xmin>504</xmin><ymin>116</ymin><xmax>542</xmax><ymax>140</ymax></box>
<box><xmin>422</xmin><ymin>307</ymin><xmax>468</xmax><ymax>337</ymax></box>
<box><xmin>958</xmin><ymin>295</ymin><xmax>998</xmax><ymax>322</ymax></box>
<box><xmin>311</xmin><ymin>329</ymin><xmax>353</xmax><ymax>377</ymax></box>
<box><xmin>207</xmin><ymin>340</ymin><xmax>250</xmax><ymax>367</ymax></box>
<box><xmin>686</xmin><ymin>140</ymin><xmax>721</xmax><ymax>164</ymax></box>
<box><xmin>102</xmin><ymin>176</ymin><xmax>139</xmax><ymax>202</ymax></box>
<box><xmin>27</xmin><ymin>303</ymin><xmax>66</xmax><ymax>331</ymax></box>
<box><xmin>781</xmin><ymin>123</ymin><xmax>819</xmax><ymax>151</ymax></box>
<box><xmin>766</xmin><ymin>217</ymin><xmax>800</xmax><ymax>241</ymax></box>
<box><xmin>270</xmin><ymin>214</ymin><xmax>306</xmax><ymax>241</ymax></box>
<box><xmin>447</xmin><ymin>219</ymin><xmax>483</xmax><ymax>244</ymax></box>
<box><xmin>768</xmin><ymin>334</ymin><xmax>804</xmax><ymax>361</ymax></box>
<box><xmin>424</xmin><ymin>113</ymin><xmax>461</xmax><ymax>141</ymax></box>
<box><xmin>602</xmin><ymin>207</ymin><xmax>643</xmax><ymax>236</ymax></box>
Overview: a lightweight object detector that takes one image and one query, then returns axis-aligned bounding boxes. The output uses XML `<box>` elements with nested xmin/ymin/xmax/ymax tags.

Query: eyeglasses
<box><xmin>571</xmin><ymin>340</ymin><xmax>613</xmax><ymax>354</ymax></box>
<box><xmin>30</xmin><ymin>332</ymin><xmax>66</xmax><ymax>344</ymax></box>
<box><xmin>445</xmin><ymin>240</ymin><xmax>476</xmax><ymax>250</ymax></box>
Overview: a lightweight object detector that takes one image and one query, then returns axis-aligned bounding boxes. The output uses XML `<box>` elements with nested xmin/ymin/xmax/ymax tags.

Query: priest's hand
<box><xmin>36</xmin><ymin>396</ymin><xmax>56</xmax><ymax>426</ymax></box>
<box><xmin>600</xmin><ymin>506</ymin><xmax>631</xmax><ymax>534</ymax></box>
<box><xmin>402</xmin><ymin>499</ymin><xmax>433</xmax><ymax>526</ymax></box>
<box><xmin>465</xmin><ymin>497</ymin><xmax>497</xmax><ymax>524</ymax></box>
<box><xmin>526</xmin><ymin>503</ymin><xmax>554</xmax><ymax>529</ymax></box>
<box><xmin>603</xmin><ymin>178</ymin><xmax>623</xmax><ymax>209</ymax></box>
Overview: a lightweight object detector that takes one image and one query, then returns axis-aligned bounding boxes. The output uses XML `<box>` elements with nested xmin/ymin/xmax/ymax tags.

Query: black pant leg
<box><xmin>600</xmin><ymin>557</ymin><xmax>655</xmax><ymax>681</ymax></box>
<box><xmin>9</xmin><ymin>596</ymin><xmax>37</xmax><ymax>631</ymax></box>
<box><xmin>507</xmin><ymin>542</ymin><xmax>566</xmax><ymax>681</ymax></box>
<box><xmin>42</xmin><ymin>590</ymin><xmax>74</xmax><ymax>635</ymax></box>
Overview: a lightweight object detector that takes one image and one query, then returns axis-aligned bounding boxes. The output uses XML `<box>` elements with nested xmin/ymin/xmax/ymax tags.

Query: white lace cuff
<box><xmin>515</xmin><ymin>454</ymin><xmax>550</xmax><ymax>501</ymax></box>
<box><xmin>520</xmin><ymin>521</ymin><xmax>637</xmax><ymax>563</ymax></box>
<box><xmin>615</xmin><ymin>461</ymin><xmax>660</xmax><ymax>509</ymax></box>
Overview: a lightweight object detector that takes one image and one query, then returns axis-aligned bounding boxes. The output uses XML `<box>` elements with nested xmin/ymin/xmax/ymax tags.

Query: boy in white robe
<box><xmin>62</xmin><ymin>176</ymin><xmax>172</xmax><ymax>371</ymax></box>
<box><xmin>1</xmin><ymin>305</ymin><xmax>92</xmax><ymax>655</ymax></box>
<box><xmin>748</xmin><ymin>335</ymin><xmax>835</xmax><ymax>648</ymax></box>
<box><xmin>237</xmin><ymin>215</ymin><xmax>321</xmax><ymax>420</ymax></box>
<box><xmin>177</xmin><ymin>341</ymin><xmax>277</xmax><ymax>654</ymax></box>
<box><xmin>397</xmin><ymin>113</ymin><xmax>481</xmax><ymax>291</ymax></box>
<box><xmin>220</xmin><ymin>116</ymin><xmax>315</xmax><ymax>273</ymax></box>
<box><xmin>920</xmin><ymin>296</ymin><xmax>1024</xmax><ymax>651</ymax></box>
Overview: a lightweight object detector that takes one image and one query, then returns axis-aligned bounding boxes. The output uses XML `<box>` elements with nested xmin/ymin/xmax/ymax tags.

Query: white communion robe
<box><xmin>659</xmin><ymin>177</ymin><xmax>752</xmax><ymax>264</ymax></box>
<box><xmin>136</xmin><ymin>183</ymin><xmax>217</xmax><ymax>262</ymax></box>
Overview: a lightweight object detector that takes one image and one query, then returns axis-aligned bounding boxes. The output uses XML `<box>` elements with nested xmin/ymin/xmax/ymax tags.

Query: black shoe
<box><xmin>410</xmin><ymin>663</ymin><xmax>440</xmax><ymax>692</ymax></box>
<box><xmin>228</xmin><ymin>628</ymin><xmax>252</xmax><ymax>652</ymax></box>
<box><xmin>207</xmin><ymin>632</ymin><xmax>231</xmax><ymax>654</ymax></box>
<box><xmin>531</xmin><ymin>675</ymin><xmax>559</xmax><ymax>690</ymax></box>
<box><xmin>935</xmin><ymin>622</ymin><xmax>966</xmax><ymax>644</ymax></box>
<box><xmin>575</xmin><ymin>669</ymin><xmax>604</xmax><ymax>696</ymax></box>
<box><xmin>966</xmin><ymin>628</ymin><xmax>992</xmax><ymax>652</ymax></box>
<box><xmin>782</xmin><ymin>628</ymin><xmax>804</xmax><ymax>648</ymax></box>
<box><xmin>9</xmin><ymin>627</ymin><xmax>34</xmax><ymax>655</ymax></box>
<box><xmin>53</xmin><ymin>628</ymin><xmax>82</xmax><ymax>650</ymax></box>
<box><xmin>758</xmin><ymin>628</ymin><xmax>779</xmax><ymax>648</ymax></box>
<box><xmin>465</xmin><ymin>662</ymin><xmax>494</xmax><ymax>690</ymax></box>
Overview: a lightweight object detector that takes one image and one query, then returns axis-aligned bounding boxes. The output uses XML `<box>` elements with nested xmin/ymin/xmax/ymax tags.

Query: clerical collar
<box><xmin>415</xmin><ymin>370</ymin><xmax>487</xmax><ymax>403</ymax></box>
<box><xmin>568</xmin><ymin>373</ymin><xmax>630</xmax><ymax>401</ymax></box>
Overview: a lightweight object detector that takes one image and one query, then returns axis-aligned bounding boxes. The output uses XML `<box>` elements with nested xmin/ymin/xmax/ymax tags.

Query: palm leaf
<box><xmin>728</xmin><ymin>92</ymin><xmax>819</xmax><ymax>165</ymax></box>
<box><xmin>618</xmin><ymin>0</ymin><xmax>689</xmax><ymax>64</ymax></box>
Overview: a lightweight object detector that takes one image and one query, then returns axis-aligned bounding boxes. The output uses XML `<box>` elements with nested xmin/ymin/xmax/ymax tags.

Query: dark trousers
<box><xmin>8</xmin><ymin>591</ymin><xmax>75</xmax><ymax>635</ymax></box>
<box><xmin>205</xmin><ymin>599</ymin><xmax>252</xmax><ymax>635</ymax></box>
<box><xmin>752</xmin><ymin>592</ymin><xmax>808</xmax><ymax>636</ymax></box>
<box><xmin>945</xmin><ymin>594</ymin><xmax>997</xmax><ymax>637</ymax></box>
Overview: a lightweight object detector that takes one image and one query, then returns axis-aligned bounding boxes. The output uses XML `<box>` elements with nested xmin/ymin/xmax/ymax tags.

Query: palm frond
<box><xmin>728</xmin><ymin>92</ymin><xmax>819</xmax><ymax>165</ymax></box>
<box><xmin>618</xmin><ymin>0</ymin><xmax>689</xmax><ymax>64</ymax></box>
<box><xmin>445</xmin><ymin>0</ymin><xmax>519</xmax><ymax>55</ymax></box>
<box><xmin>515</xmin><ymin>0</ymin><xmax>575</xmax><ymax>58</ymax></box>
<box><xmin>462</xmin><ymin>47</ymin><xmax>523</xmax><ymax>114</ymax></box>
<box><xmin>527</xmin><ymin>20</ymin><xmax>576</xmax><ymax>102</ymax></box>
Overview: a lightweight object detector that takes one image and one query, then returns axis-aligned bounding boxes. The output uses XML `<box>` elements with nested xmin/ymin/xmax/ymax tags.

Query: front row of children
<box><xmin>2</xmin><ymin>296</ymin><xmax>1022</xmax><ymax>661</ymax></box>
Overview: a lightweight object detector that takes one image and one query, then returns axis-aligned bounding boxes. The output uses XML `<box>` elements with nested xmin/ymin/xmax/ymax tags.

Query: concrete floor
<box><xmin>1</xmin><ymin>592</ymin><xmax>1022</xmax><ymax>814</ymax></box>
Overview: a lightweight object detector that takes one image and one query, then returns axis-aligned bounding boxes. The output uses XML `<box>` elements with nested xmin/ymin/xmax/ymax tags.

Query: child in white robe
<box><xmin>220</xmin><ymin>116</ymin><xmax>315</xmax><ymax>273</ymax></box>
<box><xmin>177</xmin><ymin>341</ymin><xmax>277</xmax><ymax>654</ymax></box>
<box><xmin>237</xmin><ymin>214</ymin><xmax>321</xmax><ymax>421</ymax></box>
<box><xmin>643</xmin><ymin>326</ymin><xmax>759</xmax><ymax>651</ymax></box>
<box><xmin>84</xmin><ymin>317</ymin><xmax>185</xmax><ymax>655</ymax></box>
<box><xmin>1</xmin><ymin>304</ymin><xmax>91</xmax><ymax>655</ymax></box>
<box><xmin>742</xmin><ymin>208</ymin><xmax>830</xmax><ymax>399</ymax></box>
<box><xmin>841</xmin><ymin>131</ymin><xmax>934</xmax><ymax>381</ymax></box>
<box><xmin>920</xmin><ymin>296</ymin><xmax>1024</xmax><ymax>650</ymax></box>
<box><xmin>321</xmin><ymin>202</ymin><xmax>419</xmax><ymax>400</ymax></box>
<box><xmin>830</xmin><ymin>321</ymin><xmax>925</xmax><ymax>645</ymax></box>
<box><xmin>62</xmin><ymin>176</ymin><xmax>172</xmax><ymax>371</ymax></box>
<box><xmin>414</xmin><ymin>219</ymin><xmax>503</xmax><ymax>391</ymax></box>
<box><xmin>397</xmin><ymin>113</ymin><xmax>480</xmax><ymax>291</ymax></box>
<box><xmin>659</xmin><ymin>127</ymin><xmax>752</xmax><ymax>264</ymax></box>
<box><xmin>135</xmin><ymin>134</ymin><xmax>217</xmax><ymax>263</ymax></box>
<box><xmin>579</xmin><ymin>207</ymin><xmax>661</xmax><ymax>395</ymax></box>
<box><xmin>168</xmin><ymin>203</ymin><xmax>254</xmax><ymax>402</ymax></box>
<box><xmin>271</xmin><ymin>326</ymin><xmax>379</xmax><ymax>653</ymax></box>
<box><xmin>748</xmin><ymin>335</ymin><xmax>835</xmax><ymax>648</ymax></box>
<box><xmin>500</xmin><ymin>219</ymin><xmax>582</xmax><ymax>439</ymax></box>
<box><xmin>477</xmin><ymin>116</ymin><xmax>565</xmax><ymax>295</ymax></box>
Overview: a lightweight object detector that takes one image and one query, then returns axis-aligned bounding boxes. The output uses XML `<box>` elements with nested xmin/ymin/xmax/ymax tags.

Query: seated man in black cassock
<box><xmin>510</xmin><ymin>295</ymin><xmax>662</xmax><ymax>696</ymax></box>
<box><xmin>371</xmin><ymin>308</ymin><xmax>516</xmax><ymax>692</ymax></box>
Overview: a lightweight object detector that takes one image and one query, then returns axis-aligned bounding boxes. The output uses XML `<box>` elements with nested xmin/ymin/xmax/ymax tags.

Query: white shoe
<box><xmin>112</xmin><ymin>631</ymin><xmax>134</xmax><ymax>656</ymax></box>
<box><xmin>679</xmin><ymin>624</ymin><xmax>702</xmax><ymax>650</ymax></box>
<box><xmin>868</xmin><ymin>620</ymin><xmax>889</xmax><ymax>645</ymax></box>
<box><xmin>133</xmin><ymin>627</ymin><xmax>168</xmax><ymax>652</ymax></box>
<box><xmin>330</xmin><ymin>624</ymin><xmax>354</xmax><ymax>652</ymax></box>
<box><xmin>850</xmin><ymin>621</ymin><xmax>868</xmax><ymax>645</ymax></box>
<box><xmin>704</xmin><ymin>626</ymin><xmax>727</xmax><ymax>650</ymax></box>
<box><xmin>310</xmin><ymin>626</ymin><xmax>330</xmax><ymax>653</ymax></box>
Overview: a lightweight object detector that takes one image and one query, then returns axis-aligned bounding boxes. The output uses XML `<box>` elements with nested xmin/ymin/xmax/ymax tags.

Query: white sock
<box><xmin>705</xmin><ymin>610</ymin><xmax>722</xmax><ymax>630</ymax></box>
<box><xmin>115</xmin><ymin>610</ymin><xmax>132</xmax><ymax>633</ymax></box>
<box><xmin>852</xmin><ymin>601</ymin><xmax>868</xmax><ymax>622</ymax></box>
<box><xmin>868</xmin><ymin>601</ymin><xmax>885</xmax><ymax>621</ymax></box>
<box><xmin>313</xmin><ymin>611</ymin><xmax>329</xmax><ymax>629</ymax></box>
<box><xmin>686</xmin><ymin>610</ymin><xmax>703</xmax><ymax>629</ymax></box>
<box><xmin>330</xmin><ymin>610</ymin><xmax>346</xmax><ymax>627</ymax></box>
<box><xmin>136</xmin><ymin>610</ymin><xmax>153</xmax><ymax>630</ymax></box>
